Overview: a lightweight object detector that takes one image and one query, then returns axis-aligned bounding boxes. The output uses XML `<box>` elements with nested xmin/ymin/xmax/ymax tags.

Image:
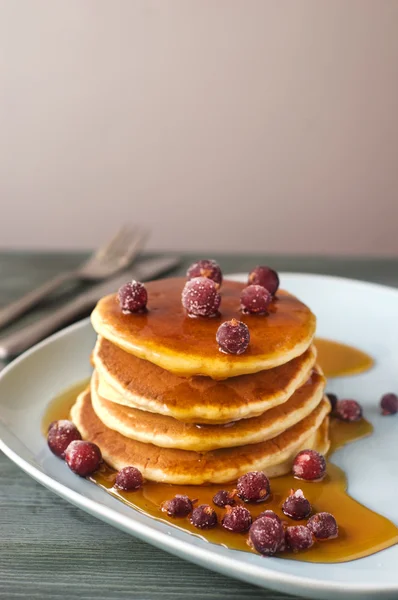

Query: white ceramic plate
<box><xmin>0</xmin><ymin>274</ymin><xmax>397</xmax><ymax>600</ymax></box>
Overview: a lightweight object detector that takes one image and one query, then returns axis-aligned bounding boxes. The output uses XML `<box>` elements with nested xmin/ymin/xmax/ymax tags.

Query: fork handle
<box><xmin>0</xmin><ymin>288</ymin><xmax>97</xmax><ymax>358</ymax></box>
<box><xmin>0</xmin><ymin>293</ymin><xmax>97</xmax><ymax>360</ymax></box>
<box><xmin>0</xmin><ymin>271</ymin><xmax>76</xmax><ymax>330</ymax></box>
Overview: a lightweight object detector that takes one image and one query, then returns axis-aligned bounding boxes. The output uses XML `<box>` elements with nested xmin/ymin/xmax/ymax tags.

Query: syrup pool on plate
<box><xmin>42</xmin><ymin>339</ymin><xmax>398</xmax><ymax>563</ymax></box>
<box><xmin>315</xmin><ymin>338</ymin><xmax>374</xmax><ymax>378</ymax></box>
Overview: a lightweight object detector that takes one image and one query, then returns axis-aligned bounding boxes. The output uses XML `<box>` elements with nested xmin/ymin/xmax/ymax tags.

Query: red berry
<box><xmin>65</xmin><ymin>440</ymin><xmax>102</xmax><ymax>477</ymax></box>
<box><xmin>248</xmin><ymin>516</ymin><xmax>285</xmax><ymax>556</ymax></box>
<box><xmin>256</xmin><ymin>510</ymin><xmax>282</xmax><ymax>524</ymax></box>
<box><xmin>282</xmin><ymin>489</ymin><xmax>311</xmax><ymax>520</ymax></box>
<box><xmin>118</xmin><ymin>281</ymin><xmax>148</xmax><ymax>313</ymax></box>
<box><xmin>190</xmin><ymin>505</ymin><xmax>218</xmax><ymax>529</ymax></box>
<box><xmin>335</xmin><ymin>399</ymin><xmax>363</xmax><ymax>422</ymax></box>
<box><xmin>115</xmin><ymin>466</ymin><xmax>143</xmax><ymax>491</ymax></box>
<box><xmin>212</xmin><ymin>490</ymin><xmax>236</xmax><ymax>508</ymax></box>
<box><xmin>248</xmin><ymin>266</ymin><xmax>279</xmax><ymax>295</ymax></box>
<box><xmin>47</xmin><ymin>420</ymin><xmax>82</xmax><ymax>459</ymax></box>
<box><xmin>285</xmin><ymin>525</ymin><xmax>314</xmax><ymax>552</ymax></box>
<box><xmin>237</xmin><ymin>471</ymin><xmax>271</xmax><ymax>503</ymax></box>
<box><xmin>292</xmin><ymin>449</ymin><xmax>327</xmax><ymax>482</ymax></box>
<box><xmin>186</xmin><ymin>259</ymin><xmax>222</xmax><ymax>286</ymax></box>
<box><xmin>307</xmin><ymin>512</ymin><xmax>338</xmax><ymax>540</ymax></box>
<box><xmin>255</xmin><ymin>511</ymin><xmax>286</xmax><ymax>551</ymax></box>
<box><xmin>216</xmin><ymin>319</ymin><xmax>250</xmax><ymax>355</ymax></box>
<box><xmin>222</xmin><ymin>505</ymin><xmax>252</xmax><ymax>533</ymax></box>
<box><xmin>380</xmin><ymin>393</ymin><xmax>398</xmax><ymax>416</ymax></box>
<box><xmin>181</xmin><ymin>277</ymin><xmax>221</xmax><ymax>317</ymax></box>
<box><xmin>240</xmin><ymin>285</ymin><xmax>272</xmax><ymax>315</ymax></box>
<box><xmin>161</xmin><ymin>495</ymin><xmax>193</xmax><ymax>517</ymax></box>
<box><xmin>326</xmin><ymin>393</ymin><xmax>338</xmax><ymax>412</ymax></box>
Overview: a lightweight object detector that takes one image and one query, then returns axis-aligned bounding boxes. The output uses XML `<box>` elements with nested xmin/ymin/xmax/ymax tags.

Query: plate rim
<box><xmin>1</xmin><ymin>271</ymin><xmax>398</xmax><ymax>597</ymax></box>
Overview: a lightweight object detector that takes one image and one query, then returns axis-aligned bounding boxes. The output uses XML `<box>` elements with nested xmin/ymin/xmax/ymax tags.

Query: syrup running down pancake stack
<box><xmin>71</xmin><ymin>269</ymin><xmax>330</xmax><ymax>485</ymax></box>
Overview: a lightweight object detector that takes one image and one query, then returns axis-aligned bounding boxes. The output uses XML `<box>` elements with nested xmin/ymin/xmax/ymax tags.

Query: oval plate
<box><xmin>0</xmin><ymin>273</ymin><xmax>397</xmax><ymax>600</ymax></box>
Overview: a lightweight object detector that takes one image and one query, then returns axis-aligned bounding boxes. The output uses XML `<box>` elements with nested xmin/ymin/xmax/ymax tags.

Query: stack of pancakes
<box><xmin>71</xmin><ymin>278</ymin><xmax>330</xmax><ymax>485</ymax></box>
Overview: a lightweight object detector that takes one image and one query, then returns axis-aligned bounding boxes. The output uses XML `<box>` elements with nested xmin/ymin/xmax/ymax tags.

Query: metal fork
<box><xmin>0</xmin><ymin>226</ymin><xmax>148</xmax><ymax>330</ymax></box>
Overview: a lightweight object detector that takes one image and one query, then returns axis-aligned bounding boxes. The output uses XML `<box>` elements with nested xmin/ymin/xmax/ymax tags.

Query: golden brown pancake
<box><xmin>93</xmin><ymin>337</ymin><xmax>317</xmax><ymax>423</ymax></box>
<box><xmin>91</xmin><ymin>369</ymin><xmax>326</xmax><ymax>451</ymax></box>
<box><xmin>91</xmin><ymin>278</ymin><xmax>316</xmax><ymax>379</ymax></box>
<box><xmin>71</xmin><ymin>389</ymin><xmax>330</xmax><ymax>484</ymax></box>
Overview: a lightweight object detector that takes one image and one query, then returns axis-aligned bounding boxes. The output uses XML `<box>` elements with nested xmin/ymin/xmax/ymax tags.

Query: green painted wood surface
<box><xmin>1</xmin><ymin>251</ymin><xmax>397</xmax><ymax>600</ymax></box>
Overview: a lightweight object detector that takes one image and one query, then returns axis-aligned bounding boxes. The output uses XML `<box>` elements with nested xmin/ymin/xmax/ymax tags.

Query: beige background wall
<box><xmin>1</xmin><ymin>0</ymin><xmax>398</xmax><ymax>255</ymax></box>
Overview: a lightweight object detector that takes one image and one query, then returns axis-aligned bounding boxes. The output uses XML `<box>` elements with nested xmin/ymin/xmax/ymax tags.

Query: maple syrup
<box><xmin>42</xmin><ymin>339</ymin><xmax>396</xmax><ymax>563</ymax></box>
<box><xmin>315</xmin><ymin>338</ymin><xmax>374</xmax><ymax>378</ymax></box>
<box><xmin>42</xmin><ymin>379</ymin><xmax>90</xmax><ymax>435</ymax></box>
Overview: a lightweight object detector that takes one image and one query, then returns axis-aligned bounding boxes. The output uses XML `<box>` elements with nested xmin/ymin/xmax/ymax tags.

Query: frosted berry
<box><xmin>47</xmin><ymin>420</ymin><xmax>81</xmax><ymax>459</ymax></box>
<box><xmin>237</xmin><ymin>471</ymin><xmax>271</xmax><ymax>503</ymax></box>
<box><xmin>190</xmin><ymin>504</ymin><xmax>217</xmax><ymax>529</ymax></box>
<box><xmin>326</xmin><ymin>393</ymin><xmax>338</xmax><ymax>412</ymax></box>
<box><xmin>118</xmin><ymin>280</ymin><xmax>147</xmax><ymax>313</ymax></box>
<box><xmin>65</xmin><ymin>440</ymin><xmax>102</xmax><ymax>477</ymax></box>
<box><xmin>186</xmin><ymin>259</ymin><xmax>222</xmax><ymax>286</ymax></box>
<box><xmin>380</xmin><ymin>393</ymin><xmax>398</xmax><ymax>416</ymax></box>
<box><xmin>282</xmin><ymin>489</ymin><xmax>311</xmax><ymax>520</ymax></box>
<box><xmin>256</xmin><ymin>510</ymin><xmax>282</xmax><ymax>524</ymax></box>
<box><xmin>222</xmin><ymin>505</ymin><xmax>252</xmax><ymax>533</ymax></box>
<box><xmin>307</xmin><ymin>512</ymin><xmax>338</xmax><ymax>540</ymax></box>
<box><xmin>248</xmin><ymin>516</ymin><xmax>285</xmax><ymax>556</ymax></box>
<box><xmin>292</xmin><ymin>449</ymin><xmax>327</xmax><ymax>482</ymax></box>
<box><xmin>240</xmin><ymin>285</ymin><xmax>272</xmax><ymax>315</ymax></box>
<box><xmin>335</xmin><ymin>399</ymin><xmax>363</xmax><ymax>422</ymax></box>
<box><xmin>255</xmin><ymin>511</ymin><xmax>285</xmax><ymax>551</ymax></box>
<box><xmin>212</xmin><ymin>490</ymin><xmax>236</xmax><ymax>508</ymax></box>
<box><xmin>216</xmin><ymin>319</ymin><xmax>250</xmax><ymax>355</ymax></box>
<box><xmin>181</xmin><ymin>277</ymin><xmax>221</xmax><ymax>317</ymax></box>
<box><xmin>285</xmin><ymin>525</ymin><xmax>314</xmax><ymax>552</ymax></box>
<box><xmin>115</xmin><ymin>466</ymin><xmax>143</xmax><ymax>491</ymax></box>
<box><xmin>161</xmin><ymin>495</ymin><xmax>193</xmax><ymax>518</ymax></box>
<box><xmin>248</xmin><ymin>266</ymin><xmax>279</xmax><ymax>295</ymax></box>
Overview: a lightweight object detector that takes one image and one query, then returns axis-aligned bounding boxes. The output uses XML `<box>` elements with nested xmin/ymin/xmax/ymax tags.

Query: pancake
<box><xmin>71</xmin><ymin>389</ymin><xmax>330</xmax><ymax>484</ymax></box>
<box><xmin>91</xmin><ymin>369</ymin><xmax>326</xmax><ymax>451</ymax></box>
<box><xmin>93</xmin><ymin>337</ymin><xmax>317</xmax><ymax>424</ymax></box>
<box><xmin>91</xmin><ymin>278</ymin><xmax>316</xmax><ymax>379</ymax></box>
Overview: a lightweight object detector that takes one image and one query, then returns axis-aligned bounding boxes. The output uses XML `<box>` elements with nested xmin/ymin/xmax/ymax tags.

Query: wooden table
<box><xmin>1</xmin><ymin>252</ymin><xmax>397</xmax><ymax>600</ymax></box>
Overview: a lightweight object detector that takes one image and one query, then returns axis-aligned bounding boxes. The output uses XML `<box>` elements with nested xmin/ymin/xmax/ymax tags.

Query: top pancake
<box><xmin>91</xmin><ymin>277</ymin><xmax>316</xmax><ymax>379</ymax></box>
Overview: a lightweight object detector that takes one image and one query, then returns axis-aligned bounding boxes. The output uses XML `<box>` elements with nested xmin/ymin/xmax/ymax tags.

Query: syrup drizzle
<box><xmin>42</xmin><ymin>339</ymin><xmax>397</xmax><ymax>563</ymax></box>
